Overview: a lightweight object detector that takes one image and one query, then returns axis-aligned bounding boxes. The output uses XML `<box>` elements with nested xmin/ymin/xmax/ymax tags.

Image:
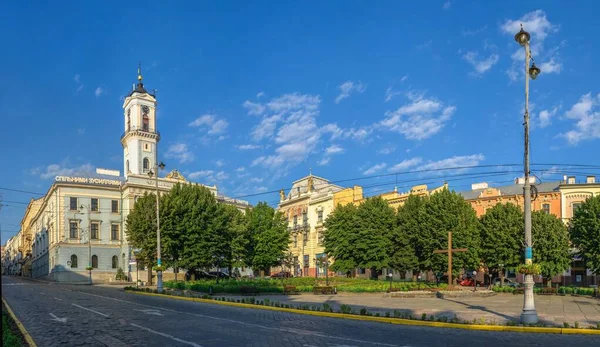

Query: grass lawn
<box><xmin>2</xmin><ymin>302</ymin><xmax>25</xmax><ymax>347</ymax></box>
<box><xmin>165</xmin><ymin>277</ymin><xmax>446</xmax><ymax>294</ymax></box>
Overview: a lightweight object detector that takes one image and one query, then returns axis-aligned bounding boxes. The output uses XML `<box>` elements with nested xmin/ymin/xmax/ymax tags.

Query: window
<box><xmin>112</xmin><ymin>255</ymin><xmax>118</xmax><ymax>269</ymax></box>
<box><xmin>70</xmin><ymin>255</ymin><xmax>78</xmax><ymax>268</ymax></box>
<box><xmin>293</xmin><ymin>216</ymin><xmax>298</xmax><ymax>227</ymax></box>
<box><xmin>143</xmin><ymin>158</ymin><xmax>150</xmax><ymax>172</ymax></box>
<box><xmin>142</xmin><ymin>114</ymin><xmax>149</xmax><ymax>131</ymax></box>
<box><xmin>91</xmin><ymin>198</ymin><xmax>99</xmax><ymax>212</ymax></box>
<box><xmin>293</xmin><ymin>234</ymin><xmax>298</xmax><ymax>248</ymax></box>
<box><xmin>572</xmin><ymin>202</ymin><xmax>582</xmax><ymax>215</ymax></box>
<box><xmin>111</xmin><ymin>224</ymin><xmax>119</xmax><ymax>240</ymax></box>
<box><xmin>318</xmin><ymin>232</ymin><xmax>324</xmax><ymax>246</ymax></box>
<box><xmin>303</xmin><ymin>232</ymin><xmax>308</xmax><ymax>246</ymax></box>
<box><xmin>92</xmin><ymin>255</ymin><xmax>98</xmax><ymax>269</ymax></box>
<box><xmin>69</xmin><ymin>197</ymin><xmax>78</xmax><ymax>211</ymax></box>
<box><xmin>317</xmin><ymin>210</ymin><xmax>323</xmax><ymax>223</ymax></box>
<box><xmin>127</xmin><ymin>114</ymin><xmax>131</xmax><ymax>130</ymax></box>
<box><xmin>542</xmin><ymin>203</ymin><xmax>550</xmax><ymax>214</ymax></box>
<box><xmin>302</xmin><ymin>212</ymin><xmax>308</xmax><ymax>225</ymax></box>
<box><xmin>90</xmin><ymin>222</ymin><xmax>99</xmax><ymax>240</ymax></box>
<box><xmin>69</xmin><ymin>221</ymin><xmax>78</xmax><ymax>239</ymax></box>
<box><xmin>303</xmin><ymin>255</ymin><xmax>309</xmax><ymax>266</ymax></box>
<box><xmin>111</xmin><ymin>200</ymin><xmax>119</xmax><ymax>213</ymax></box>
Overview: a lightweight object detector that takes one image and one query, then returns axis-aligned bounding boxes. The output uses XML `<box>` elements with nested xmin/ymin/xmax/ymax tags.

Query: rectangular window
<box><xmin>111</xmin><ymin>224</ymin><xmax>119</xmax><ymax>240</ymax></box>
<box><xmin>69</xmin><ymin>197</ymin><xmax>78</xmax><ymax>211</ymax></box>
<box><xmin>572</xmin><ymin>202</ymin><xmax>582</xmax><ymax>215</ymax></box>
<box><xmin>69</xmin><ymin>222</ymin><xmax>78</xmax><ymax>239</ymax></box>
<box><xmin>293</xmin><ymin>216</ymin><xmax>298</xmax><ymax>227</ymax></box>
<box><xmin>293</xmin><ymin>234</ymin><xmax>298</xmax><ymax>248</ymax></box>
<box><xmin>90</xmin><ymin>222</ymin><xmax>99</xmax><ymax>240</ymax></box>
<box><xmin>318</xmin><ymin>232</ymin><xmax>324</xmax><ymax>246</ymax></box>
<box><xmin>302</xmin><ymin>212</ymin><xmax>308</xmax><ymax>224</ymax></box>
<box><xmin>317</xmin><ymin>210</ymin><xmax>323</xmax><ymax>223</ymax></box>
<box><xmin>303</xmin><ymin>232</ymin><xmax>308</xmax><ymax>246</ymax></box>
<box><xmin>91</xmin><ymin>198</ymin><xmax>99</xmax><ymax>212</ymax></box>
<box><xmin>542</xmin><ymin>203</ymin><xmax>550</xmax><ymax>214</ymax></box>
<box><xmin>111</xmin><ymin>200</ymin><xmax>119</xmax><ymax>213</ymax></box>
<box><xmin>303</xmin><ymin>255</ymin><xmax>309</xmax><ymax>266</ymax></box>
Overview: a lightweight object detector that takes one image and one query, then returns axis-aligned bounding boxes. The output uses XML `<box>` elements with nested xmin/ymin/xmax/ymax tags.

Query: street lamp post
<box><xmin>148</xmin><ymin>161</ymin><xmax>166</xmax><ymax>293</ymax></box>
<box><xmin>388</xmin><ymin>272</ymin><xmax>393</xmax><ymax>292</ymax></box>
<box><xmin>515</xmin><ymin>24</ymin><xmax>541</xmax><ymax>324</ymax></box>
<box><xmin>473</xmin><ymin>271</ymin><xmax>477</xmax><ymax>292</ymax></box>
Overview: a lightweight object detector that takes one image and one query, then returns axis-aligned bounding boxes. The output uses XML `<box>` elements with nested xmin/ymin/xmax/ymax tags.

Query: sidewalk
<box><xmin>164</xmin><ymin>289</ymin><xmax>600</xmax><ymax>328</ymax></box>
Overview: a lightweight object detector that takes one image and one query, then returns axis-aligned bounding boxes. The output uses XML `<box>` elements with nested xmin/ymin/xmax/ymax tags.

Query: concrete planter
<box><xmin>390</xmin><ymin>291</ymin><xmax>436</xmax><ymax>298</ymax></box>
<box><xmin>436</xmin><ymin>290</ymin><xmax>496</xmax><ymax>298</ymax></box>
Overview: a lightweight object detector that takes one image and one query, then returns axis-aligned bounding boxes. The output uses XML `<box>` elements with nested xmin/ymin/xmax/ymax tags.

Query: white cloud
<box><xmin>165</xmin><ymin>143</ymin><xmax>195</xmax><ymax>163</ymax></box>
<box><xmin>377</xmin><ymin>145</ymin><xmax>396</xmax><ymax>155</ymax></box>
<box><xmin>501</xmin><ymin>10</ymin><xmax>560</xmax><ymax>81</ymax></box>
<box><xmin>189</xmin><ymin>114</ymin><xmax>228</xmax><ymax>136</ymax></box>
<box><xmin>189</xmin><ymin>114</ymin><xmax>214</xmax><ymax>127</ymax></box>
<box><xmin>34</xmin><ymin>160</ymin><xmax>94</xmax><ymax>180</ymax></box>
<box><xmin>317</xmin><ymin>158</ymin><xmax>330</xmax><ymax>166</ymax></box>
<box><xmin>540</xmin><ymin>58</ymin><xmax>562</xmax><ymax>74</ymax></box>
<box><xmin>380</xmin><ymin>92</ymin><xmax>456</xmax><ymax>140</ymax></box>
<box><xmin>401</xmin><ymin>76</ymin><xmax>408</xmax><ymax>82</ymax></box>
<box><xmin>462</xmin><ymin>51</ymin><xmax>499</xmax><ymax>75</ymax></box>
<box><xmin>188</xmin><ymin>170</ymin><xmax>229</xmax><ymax>184</ymax></box>
<box><xmin>256</xmin><ymin>92</ymin><xmax>265</xmax><ymax>98</ymax></box>
<box><xmin>74</xmin><ymin>74</ymin><xmax>84</xmax><ymax>93</ymax></box>
<box><xmin>322</xmin><ymin>123</ymin><xmax>372</xmax><ymax>142</ymax></box>
<box><xmin>251</xmin><ymin>114</ymin><xmax>282</xmax><ymax>141</ymax></box>
<box><xmin>236</xmin><ymin>167</ymin><xmax>245</xmax><ymax>172</ymax></box>
<box><xmin>461</xmin><ymin>26</ymin><xmax>487</xmax><ymax>37</ymax></box>
<box><xmin>325</xmin><ymin>144</ymin><xmax>344</xmax><ymax>155</ymax></box>
<box><xmin>215</xmin><ymin>159</ymin><xmax>225</xmax><ymax>167</ymax></box>
<box><xmin>559</xmin><ymin>93</ymin><xmax>600</xmax><ymax>145</ymax></box>
<box><xmin>335</xmin><ymin>81</ymin><xmax>366</xmax><ymax>104</ymax></box>
<box><xmin>443</xmin><ymin>1</ymin><xmax>451</xmax><ymax>9</ymax></box>
<box><xmin>94</xmin><ymin>87</ymin><xmax>104</xmax><ymax>97</ymax></box>
<box><xmin>364</xmin><ymin>163</ymin><xmax>387</xmax><ymax>176</ymax></box>
<box><xmin>418</xmin><ymin>154</ymin><xmax>485</xmax><ymax>173</ymax></box>
<box><xmin>242</xmin><ymin>100</ymin><xmax>266</xmax><ymax>116</ymax></box>
<box><xmin>536</xmin><ymin>106</ymin><xmax>558</xmax><ymax>128</ymax></box>
<box><xmin>76</xmin><ymin>128</ymin><xmax>85</xmax><ymax>135</ymax></box>
<box><xmin>416</xmin><ymin>40</ymin><xmax>432</xmax><ymax>50</ymax></box>
<box><xmin>237</xmin><ymin>144</ymin><xmax>262</xmax><ymax>150</ymax></box>
<box><xmin>388</xmin><ymin>157</ymin><xmax>423</xmax><ymax>172</ymax></box>
<box><xmin>385</xmin><ymin>87</ymin><xmax>403</xmax><ymax>102</ymax></box>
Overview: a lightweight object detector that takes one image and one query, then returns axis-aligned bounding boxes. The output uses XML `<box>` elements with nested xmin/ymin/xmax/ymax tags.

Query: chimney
<box><xmin>563</xmin><ymin>175</ymin><xmax>567</xmax><ymax>183</ymax></box>
<box><xmin>586</xmin><ymin>176</ymin><xmax>596</xmax><ymax>184</ymax></box>
<box><xmin>515</xmin><ymin>177</ymin><xmax>535</xmax><ymax>185</ymax></box>
<box><xmin>471</xmin><ymin>182</ymin><xmax>488</xmax><ymax>190</ymax></box>
<box><xmin>567</xmin><ymin>176</ymin><xmax>576</xmax><ymax>184</ymax></box>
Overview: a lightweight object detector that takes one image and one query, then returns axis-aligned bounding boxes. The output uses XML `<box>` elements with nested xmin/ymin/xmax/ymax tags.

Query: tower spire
<box><xmin>137</xmin><ymin>61</ymin><xmax>143</xmax><ymax>82</ymax></box>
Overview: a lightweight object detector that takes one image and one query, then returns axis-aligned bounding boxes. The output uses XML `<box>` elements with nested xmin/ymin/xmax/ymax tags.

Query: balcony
<box><xmin>120</xmin><ymin>126</ymin><xmax>161</xmax><ymax>141</ymax></box>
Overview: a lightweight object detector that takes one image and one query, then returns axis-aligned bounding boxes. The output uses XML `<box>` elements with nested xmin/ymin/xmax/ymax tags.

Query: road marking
<box><xmin>131</xmin><ymin>323</ymin><xmax>204</xmax><ymax>347</ymax></box>
<box><xmin>40</xmin><ymin>292</ymin><xmax>45</xmax><ymax>295</ymax></box>
<box><xmin>72</xmin><ymin>303</ymin><xmax>109</xmax><ymax>317</ymax></box>
<box><xmin>54</xmin><ymin>297</ymin><xmax>62</xmax><ymax>301</ymax></box>
<box><xmin>49</xmin><ymin>313</ymin><xmax>68</xmax><ymax>323</ymax></box>
<box><xmin>134</xmin><ymin>308</ymin><xmax>163</xmax><ymax>316</ymax></box>
<box><xmin>75</xmin><ymin>291</ymin><xmax>406</xmax><ymax>347</ymax></box>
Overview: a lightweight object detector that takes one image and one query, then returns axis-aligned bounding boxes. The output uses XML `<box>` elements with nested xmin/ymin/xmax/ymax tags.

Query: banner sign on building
<box><xmin>55</xmin><ymin>176</ymin><xmax>122</xmax><ymax>186</ymax></box>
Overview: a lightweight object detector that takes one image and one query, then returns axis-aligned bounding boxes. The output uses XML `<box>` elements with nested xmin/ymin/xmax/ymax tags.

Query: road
<box><xmin>1</xmin><ymin>276</ymin><xmax>598</xmax><ymax>347</ymax></box>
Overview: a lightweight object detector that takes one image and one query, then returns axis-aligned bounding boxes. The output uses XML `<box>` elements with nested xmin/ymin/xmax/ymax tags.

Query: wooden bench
<box><xmin>313</xmin><ymin>286</ymin><xmax>335</xmax><ymax>295</ymax></box>
<box><xmin>240</xmin><ymin>286</ymin><xmax>259</xmax><ymax>296</ymax></box>
<box><xmin>283</xmin><ymin>285</ymin><xmax>299</xmax><ymax>295</ymax></box>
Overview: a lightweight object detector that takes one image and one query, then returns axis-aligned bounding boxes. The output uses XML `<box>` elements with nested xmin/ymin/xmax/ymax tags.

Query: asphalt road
<box><xmin>1</xmin><ymin>276</ymin><xmax>598</xmax><ymax>347</ymax></box>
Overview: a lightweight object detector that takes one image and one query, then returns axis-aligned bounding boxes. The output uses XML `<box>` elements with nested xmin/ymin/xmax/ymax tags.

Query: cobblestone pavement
<box><xmin>2</xmin><ymin>276</ymin><xmax>600</xmax><ymax>347</ymax></box>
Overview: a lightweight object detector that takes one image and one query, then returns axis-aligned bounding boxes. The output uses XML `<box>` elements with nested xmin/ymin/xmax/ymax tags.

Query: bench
<box><xmin>284</xmin><ymin>285</ymin><xmax>299</xmax><ymax>295</ymax></box>
<box><xmin>313</xmin><ymin>286</ymin><xmax>335</xmax><ymax>295</ymax></box>
<box><xmin>240</xmin><ymin>286</ymin><xmax>259</xmax><ymax>296</ymax></box>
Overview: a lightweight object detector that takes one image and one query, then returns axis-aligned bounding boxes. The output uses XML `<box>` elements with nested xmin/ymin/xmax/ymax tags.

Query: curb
<box><xmin>125</xmin><ymin>290</ymin><xmax>600</xmax><ymax>335</ymax></box>
<box><xmin>2</xmin><ymin>297</ymin><xmax>38</xmax><ymax>347</ymax></box>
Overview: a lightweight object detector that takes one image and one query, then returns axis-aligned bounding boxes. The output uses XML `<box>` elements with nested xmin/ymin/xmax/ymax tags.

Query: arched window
<box><xmin>112</xmin><ymin>255</ymin><xmax>118</xmax><ymax>269</ymax></box>
<box><xmin>126</xmin><ymin>160</ymin><xmax>129</xmax><ymax>173</ymax></box>
<box><xmin>143</xmin><ymin>158</ymin><xmax>150</xmax><ymax>172</ymax></box>
<box><xmin>92</xmin><ymin>255</ymin><xmax>98</xmax><ymax>268</ymax></box>
<box><xmin>70</xmin><ymin>255</ymin><xmax>78</xmax><ymax>268</ymax></box>
<box><xmin>142</xmin><ymin>114</ymin><xmax>149</xmax><ymax>131</ymax></box>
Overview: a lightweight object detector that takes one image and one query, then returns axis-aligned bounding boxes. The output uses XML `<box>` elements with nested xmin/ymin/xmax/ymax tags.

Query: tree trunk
<box><xmin>412</xmin><ymin>270</ymin><xmax>419</xmax><ymax>282</ymax></box>
<box><xmin>147</xmin><ymin>266</ymin><xmax>152</xmax><ymax>286</ymax></box>
<box><xmin>500</xmin><ymin>269</ymin><xmax>505</xmax><ymax>287</ymax></box>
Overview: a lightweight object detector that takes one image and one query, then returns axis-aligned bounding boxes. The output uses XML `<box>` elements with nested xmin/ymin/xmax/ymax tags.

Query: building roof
<box><xmin>458</xmin><ymin>181</ymin><xmax>560</xmax><ymax>200</ymax></box>
<box><xmin>286</xmin><ymin>174</ymin><xmax>343</xmax><ymax>199</ymax></box>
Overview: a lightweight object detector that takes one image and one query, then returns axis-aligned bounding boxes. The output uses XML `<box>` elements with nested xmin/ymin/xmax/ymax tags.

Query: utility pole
<box><xmin>87</xmin><ymin>204</ymin><xmax>92</xmax><ymax>285</ymax></box>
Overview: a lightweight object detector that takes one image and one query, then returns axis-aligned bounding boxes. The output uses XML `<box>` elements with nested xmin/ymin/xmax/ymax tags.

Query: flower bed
<box><xmin>492</xmin><ymin>285</ymin><xmax>596</xmax><ymax>296</ymax></box>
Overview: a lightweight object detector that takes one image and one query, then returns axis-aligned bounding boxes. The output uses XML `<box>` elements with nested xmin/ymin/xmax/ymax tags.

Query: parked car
<box><xmin>493</xmin><ymin>278</ymin><xmax>520</xmax><ymax>288</ymax></box>
<box><xmin>270</xmin><ymin>271</ymin><xmax>293</xmax><ymax>278</ymax></box>
<box><xmin>459</xmin><ymin>277</ymin><xmax>484</xmax><ymax>287</ymax></box>
<box><xmin>209</xmin><ymin>271</ymin><xmax>230</xmax><ymax>279</ymax></box>
<box><xmin>184</xmin><ymin>270</ymin><xmax>216</xmax><ymax>281</ymax></box>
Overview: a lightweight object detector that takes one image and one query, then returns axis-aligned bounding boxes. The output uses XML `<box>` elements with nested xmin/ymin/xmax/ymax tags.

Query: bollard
<box><xmin>209</xmin><ymin>286</ymin><xmax>213</xmax><ymax>296</ymax></box>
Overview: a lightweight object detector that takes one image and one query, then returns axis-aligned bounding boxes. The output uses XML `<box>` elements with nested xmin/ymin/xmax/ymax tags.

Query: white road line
<box><xmin>54</xmin><ymin>297</ymin><xmax>62</xmax><ymax>301</ymax></box>
<box><xmin>75</xmin><ymin>291</ymin><xmax>406</xmax><ymax>347</ymax></box>
<box><xmin>131</xmin><ymin>323</ymin><xmax>204</xmax><ymax>347</ymax></box>
<box><xmin>72</xmin><ymin>303</ymin><xmax>110</xmax><ymax>317</ymax></box>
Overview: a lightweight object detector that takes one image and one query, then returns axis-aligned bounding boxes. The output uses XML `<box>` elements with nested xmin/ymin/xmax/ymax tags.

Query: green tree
<box><xmin>532</xmin><ymin>210</ymin><xmax>571</xmax><ymax>285</ymax></box>
<box><xmin>125</xmin><ymin>192</ymin><xmax>158</xmax><ymax>284</ymax></box>
<box><xmin>393</xmin><ymin>195</ymin><xmax>427</xmax><ymax>279</ymax></box>
<box><xmin>212</xmin><ymin>204</ymin><xmax>248</xmax><ymax>278</ymax></box>
<box><xmin>354</xmin><ymin>197</ymin><xmax>395</xmax><ymax>278</ymax></box>
<box><xmin>422</xmin><ymin>189</ymin><xmax>480</xmax><ymax>276</ymax></box>
<box><xmin>245</xmin><ymin>202</ymin><xmax>288</xmax><ymax>275</ymax></box>
<box><xmin>323</xmin><ymin>203</ymin><xmax>360</xmax><ymax>274</ymax></box>
<box><xmin>479</xmin><ymin>203</ymin><xmax>523</xmax><ymax>283</ymax></box>
<box><xmin>569</xmin><ymin>195</ymin><xmax>600</xmax><ymax>274</ymax></box>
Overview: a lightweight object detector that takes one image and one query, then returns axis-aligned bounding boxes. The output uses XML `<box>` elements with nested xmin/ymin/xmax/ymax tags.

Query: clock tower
<box><xmin>121</xmin><ymin>64</ymin><xmax>160</xmax><ymax>178</ymax></box>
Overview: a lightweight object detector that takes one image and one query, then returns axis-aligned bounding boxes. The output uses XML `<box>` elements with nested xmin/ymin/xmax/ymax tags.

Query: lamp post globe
<box><xmin>529</xmin><ymin>62</ymin><xmax>541</xmax><ymax>80</ymax></box>
<box><xmin>514</xmin><ymin>26</ymin><xmax>530</xmax><ymax>46</ymax></box>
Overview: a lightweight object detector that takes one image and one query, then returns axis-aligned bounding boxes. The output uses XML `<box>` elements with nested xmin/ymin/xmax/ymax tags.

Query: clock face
<box><xmin>142</xmin><ymin>105</ymin><xmax>150</xmax><ymax>114</ymax></box>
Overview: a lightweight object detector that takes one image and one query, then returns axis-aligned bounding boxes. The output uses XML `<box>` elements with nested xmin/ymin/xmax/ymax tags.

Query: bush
<box><xmin>340</xmin><ymin>305</ymin><xmax>352</xmax><ymax>314</ymax></box>
<box><xmin>115</xmin><ymin>267</ymin><xmax>127</xmax><ymax>281</ymax></box>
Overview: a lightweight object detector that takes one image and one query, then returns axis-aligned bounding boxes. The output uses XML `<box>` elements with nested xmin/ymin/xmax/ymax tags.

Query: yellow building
<box><xmin>18</xmin><ymin>197</ymin><xmax>43</xmax><ymax>277</ymax></box>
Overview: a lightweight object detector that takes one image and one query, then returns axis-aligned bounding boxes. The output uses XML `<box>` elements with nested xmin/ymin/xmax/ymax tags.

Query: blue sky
<box><xmin>1</xmin><ymin>1</ymin><xmax>600</xmax><ymax>241</ymax></box>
